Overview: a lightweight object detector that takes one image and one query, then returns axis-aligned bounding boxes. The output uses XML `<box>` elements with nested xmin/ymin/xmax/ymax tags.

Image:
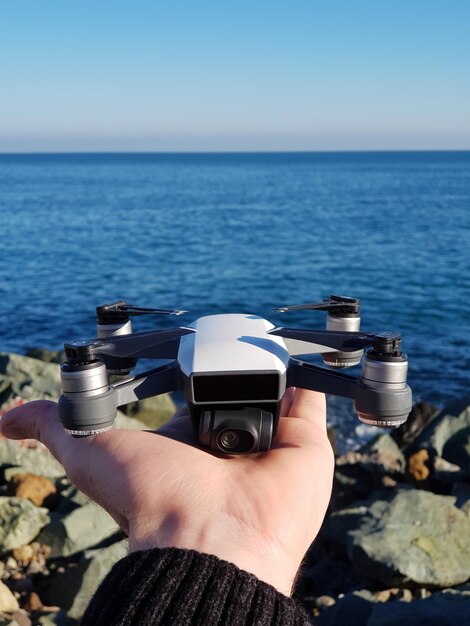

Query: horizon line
<box><xmin>1</xmin><ymin>148</ymin><xmax>470</xmax><ymax>156</ymax></box>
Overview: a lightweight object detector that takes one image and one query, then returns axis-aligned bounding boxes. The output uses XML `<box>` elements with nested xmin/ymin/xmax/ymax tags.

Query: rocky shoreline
<box><xmin>0</xmin><ymin>350</ymin><xmax>469</xmax><ymax>625</ymax></box>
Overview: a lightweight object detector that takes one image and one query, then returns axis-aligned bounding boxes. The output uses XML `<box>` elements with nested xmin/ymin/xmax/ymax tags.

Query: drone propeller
<box><xmin>274</xmin><ymin>295</ymin><xmax>360</xmax><ymax>315</ymax></box>
<box><xmin>96</xmin><ymin>301</ymin><xmax>187</xmax><ymax>324</ymax></box>
<box><xmin>65</xmin><ymin>327</ymin><xmax>195</xmax><ymax>363</ymax></box>
<box><xmin>268</xmin><ymin>327</ymin><xmax>374</xmax><ymax>352</ymax></box>
<box><xmin>269</xmin><ymin>327</ymin><xmax>402</xmax><ymax>355</ymax></box>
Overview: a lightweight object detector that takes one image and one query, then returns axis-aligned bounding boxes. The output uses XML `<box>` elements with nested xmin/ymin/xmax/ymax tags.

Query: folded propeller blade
<box><xmin>274</xmin><ymin>295</ymin><xmax>359</xmax><ymax>314</ymax></box>
<box><xmin>65</xmin><ymin>327</ymin><xmax>195</xmax><ymax>362</ymax></box>
<box><xmin>96</xmin><ymin>301</ymin><xmax>187</xmax><ymax>323</ymax></box>
<box><xmin>268</xmin><ymin>327</ymin><xmax>375</xmax><ymax>352</ymax></box>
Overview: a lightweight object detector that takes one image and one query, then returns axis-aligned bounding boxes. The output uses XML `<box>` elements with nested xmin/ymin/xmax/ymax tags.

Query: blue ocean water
<box><xmin>1</xmin><ymin>152</ymin><xmax>469</xmax><ymax>447</ymax></box>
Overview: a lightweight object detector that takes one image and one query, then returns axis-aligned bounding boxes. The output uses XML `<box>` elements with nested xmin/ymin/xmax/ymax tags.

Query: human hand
<box><xmin>0</xmin><ymin>388</ymin><xmax>334</xmax><ymax>596</ymax></box>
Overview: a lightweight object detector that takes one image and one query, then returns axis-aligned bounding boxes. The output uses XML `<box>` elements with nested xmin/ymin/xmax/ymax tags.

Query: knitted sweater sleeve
<box><xmin>80</xmin><ymin>547</ymin><xmax>311</xmax><ymax>625</ymax></box>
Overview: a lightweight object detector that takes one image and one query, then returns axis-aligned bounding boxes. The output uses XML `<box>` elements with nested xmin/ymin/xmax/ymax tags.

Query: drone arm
<box><xmin>114</xmin><ymin>362</ymin><xmax>181</xmax><ymax>406</ymax></box>
<box><xmin>288</xmin><ymin>359</ymin><xmax>357</xmax><ymax>399</ymax></box>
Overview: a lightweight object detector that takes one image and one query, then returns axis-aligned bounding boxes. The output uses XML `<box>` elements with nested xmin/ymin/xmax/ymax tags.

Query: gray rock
<box><xmin>361</xmin><ymin>433</ymin><xmax>405</xmax><ymax>471</ymax></box>
<box><xmin>120</xmin><ymin>393</ymin><xmax>176</xmax><ymax>429</ymax></box>
<box><xmin>325</xmin><ymin>491</ymin><xmax>394</xmax><ymax>544</ymax></box>
<box><xmin>0</xmin><ymin>439</ymin><xmax>65</xmax><ymax>478</ymax></box>
<box><xmin>0</xmin><ymin>497</ymin><xmax>50</xmax><ymax>552</ymax></box>
<box><xmin>68</xmin><ymin>539</ymin><xmax>128</xmax><ymax>620</ymax></box>
<box><xmin>414</xmin><ymin>395</ymin><xmax>470</xmax><ymax>460</ymax></box>
<box><xmin>349</xmin><ymin>489</ymin><xmax>470</xmax><ymax>587</ymax></box>
<box><xmin>0</xmin><ymin>353</ymin><xmax>62</xmax><ymax>405</ymax></box>
<box><xmin>38</xmin><ymin>500</ymin><xmax>119</xmax><ymax>558</ymax></box>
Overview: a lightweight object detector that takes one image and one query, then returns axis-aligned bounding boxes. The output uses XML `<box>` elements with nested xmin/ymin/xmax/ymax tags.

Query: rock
<box><xmin>0</xmin><ymin>497</ymin><xmax>49</xmax><ymax>552</ymax></box>
<box><xmin>8</xmin><ymin>474</ymin><xmax>57</xmax><ymax>507</ymax></box>
<box><xmin>434</xmin><ymin>456</ymin><xmax>461</xmax><ymax>473</ymax></box>
<box><xmin>0</xmin><ymin>438</ymin><xmax>65</xmax><ymax>479</ymax></box>
<box><xmin>36</xmin><ymin>539</ymin><xmax>127</xmax><ymax>618</ymax></box>
<box><xmin>361</xmin><ymin>434</ymin><xmax>405</xmax><ymax>471</ymax></box>
<box><xmin>67</xmin><ymin>539</ymin><xmax>128</xmax><ymax>620</ymax></box>
<box><xmin>442</xmin><ymin>427</ymin><xmax>470</xmax><ymax>470</ymax></box>
<box><xmin>348</xmin><ymin>489</ymin><xmax>470</xmax><ymax>587</ymax></box>
<box><xmin>315</xmin><ymin>595</ymin><xmax>336</xmax><ymax>609</ymax></box>
<box><xmin>36</xmin><ymin>611</ymin><xmax>68</xmax><ymax>626</ymax></box>
<box><xmin>315</xmin><ymin>589</ymin><xmax>376</xmax><ymax>625</ymax></box>
<box><xmin>332</xmin><ymin>436</ymin><xmax>405</xmax><ymax>509</ymax></box>
<box><xmin>367</xmin><ymin>586</ymin><xmax>470</xmax><ymax>626</ymax></box>
<box><xmin>451</xmin><ymin>482</ymin><xmax>470</xmax><ymax>509</ymax></box>
<box><xmin>10</xmin><ymin>610</ymin><xmax>32</xmax><ymax>626</ymax></box>
<box><xmin>0</xmin><ymin>353</ymin><xmax>62</xmax><ymax>405</ymax></box>
<box><xmin>391</xmin><ymin>402</ymin><xmax>439</xmax><ymax>449</ymax></box>
<box><xmin>22</xmin><ymin>591</ymin><xmax>43</xmax><ymax>612</ymax></box>
<box><xmin>24</xmin><ymin>349</ymin><xmax>65</xmax><ymax>365</ymax></box>
<box><xmin>325</xmin><ymin>491</ymin><xmax>393</xmax><ymax>544</ymax></box>
<box><xmin>0</xmin><ymin>579</ymin><xmax>20</xmax><ymax>612</ymax></box>
<box><xmin>406</xmin><ymin>449</ymin><xmax>431</xmax><ymax>482</ymax></box>
<box><xmin>316</xmin><ymin>586</ymin><xmax>470</xmax><ymax>626</ymax></box>
<box><xmin>38</xmin><ymin>500</ymin><xmax>119</xmax><ymax>558</ymax></box>
<box><xmin>413</xmin><ymin>395</ymin><xmax>470</xmax><ymax>460</ymax></box>
<box><xmin>34</xmin><ymin>558</ymin><xmax>89</xmax><ymax>613</ymax></box>
<box><xmin>113</xmin><ymin>410</ymin><xmax>147</xmax><ymax>431</ymax></box>
<box><xmin>12</xmin><ymin>545</ymin><xmax>35</xmax><ymax>565</ymax></box>
<box><xmin>120</xmin><ymin>393</ymin><xmax>176</xmax><ymax>429</ymax></box>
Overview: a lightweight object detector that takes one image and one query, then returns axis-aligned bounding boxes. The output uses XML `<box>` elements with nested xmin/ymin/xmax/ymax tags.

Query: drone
<box><xmin>59</xmin><ymin>296</ymin><xmax>412</xmax><ymax>455</ymax></box>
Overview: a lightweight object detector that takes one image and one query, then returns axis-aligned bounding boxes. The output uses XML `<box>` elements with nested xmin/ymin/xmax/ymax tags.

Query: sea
<box><xmin>1</xmin><ymin>151</ymin><xmax>469</xmax><ymax>450</ymax></box>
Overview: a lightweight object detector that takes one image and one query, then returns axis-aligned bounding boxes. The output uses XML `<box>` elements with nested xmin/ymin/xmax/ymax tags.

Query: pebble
<box><xmin>315</xmin><ymin>595</ymin><xmax>336</xmax><ymax>609</ymax></box>
<box><xmin>8</xmin><ymin>474</ymin><xmax>57</xmax><ymax>508</ymax></box>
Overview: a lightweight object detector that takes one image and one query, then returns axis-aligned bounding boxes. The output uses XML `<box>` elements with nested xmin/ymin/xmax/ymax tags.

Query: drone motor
<box><xmin>59</xmin><ymin>359</ymin><xmax>116</xmax><ymax>436</ymax></box>
<box><xmin>355</xmin><ymin>332</ymin><xmax>411</xmax><ymax>427</ymax></box>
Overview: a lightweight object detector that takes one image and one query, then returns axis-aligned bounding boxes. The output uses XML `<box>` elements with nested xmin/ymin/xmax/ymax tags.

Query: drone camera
<box><xmin>199</xmin><ymin>407</ymin><xmax>273</xmax><ymax>454</ymax></box>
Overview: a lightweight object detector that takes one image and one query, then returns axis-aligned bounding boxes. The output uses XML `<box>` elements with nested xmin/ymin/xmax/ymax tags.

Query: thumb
<box><xmin>0</xmin><ymin>400</ymin><xmax>72</xmax><ymax>467</ymax></box>
<box><xmin>289</xmin><ymin>388</ymin><xmax>327</xmax><ymax>430</ymax></box>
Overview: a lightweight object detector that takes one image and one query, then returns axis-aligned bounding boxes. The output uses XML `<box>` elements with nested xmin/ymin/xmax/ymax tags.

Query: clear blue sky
<box><xmin>1</xmin><ymin>0</ymin><xmax>469</xmax><ymax>151</ymax></box>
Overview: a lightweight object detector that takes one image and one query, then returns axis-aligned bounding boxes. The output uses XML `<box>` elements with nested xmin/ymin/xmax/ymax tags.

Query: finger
<box><xmin>0</xmin><ymin>400</ymin><xmax>73</xmax><ymax>466</ymax></box>
<box><xmin>288</xmin><ymin>388</ymin><xmax>327</xmax><ymax>430</ymax></box>
<box><xmin>280</xmin><ymin>386</ymin><xmax>295</xmax><ymax>416</ymax></box>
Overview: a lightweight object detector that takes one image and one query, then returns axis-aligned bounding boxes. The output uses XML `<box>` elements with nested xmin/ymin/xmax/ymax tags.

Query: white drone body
<box><xmin>179</xmin><ymin>314</ymin><xmax>288</xmax><ymax>405</ymax></box>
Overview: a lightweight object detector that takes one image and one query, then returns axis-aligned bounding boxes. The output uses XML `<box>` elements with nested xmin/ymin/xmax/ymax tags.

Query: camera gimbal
<box><xmin>58</xmin><ymin>296</ymin><xmax>412</xmax><ymax>455</ymax></box>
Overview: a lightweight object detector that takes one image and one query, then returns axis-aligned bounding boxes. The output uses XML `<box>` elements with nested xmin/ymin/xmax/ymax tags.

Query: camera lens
<box><xmin>216</xmin><ymin>428</ymin><xmax>256</xmax><ymax>453</ymax></box>
<box><xmin>219</xmin><ymin>430</ymin><xmax>240</xmax><ymax>449</ymax></box>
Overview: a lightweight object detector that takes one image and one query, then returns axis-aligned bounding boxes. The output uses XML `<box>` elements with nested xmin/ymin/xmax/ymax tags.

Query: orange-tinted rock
<box><xmin>12</xmin><ymin>544</ymin><xmax>35</xmax><ymax>565</ymax></box>
<box><xmin>406</xmin><ymin>449</ymin><xmax>430</xmax><ymax>482</ymax></box>
<box><xmin>9</xmin><ymin>473</ymin><xmax>57</xmax><ymax>507</ymax></box>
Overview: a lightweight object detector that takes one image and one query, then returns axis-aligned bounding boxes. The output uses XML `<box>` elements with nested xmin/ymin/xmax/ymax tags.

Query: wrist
<box><xmin>128</xmin><ymin>517</ymin><xmax>299</xmax><ymax>596</ymax></box>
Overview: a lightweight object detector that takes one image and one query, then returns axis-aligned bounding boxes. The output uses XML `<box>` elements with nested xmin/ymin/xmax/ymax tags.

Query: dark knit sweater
<box><xmin>81</xmin><ymin>547</ymin><xmax>311</xmax><ymax>625</ymax></box>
